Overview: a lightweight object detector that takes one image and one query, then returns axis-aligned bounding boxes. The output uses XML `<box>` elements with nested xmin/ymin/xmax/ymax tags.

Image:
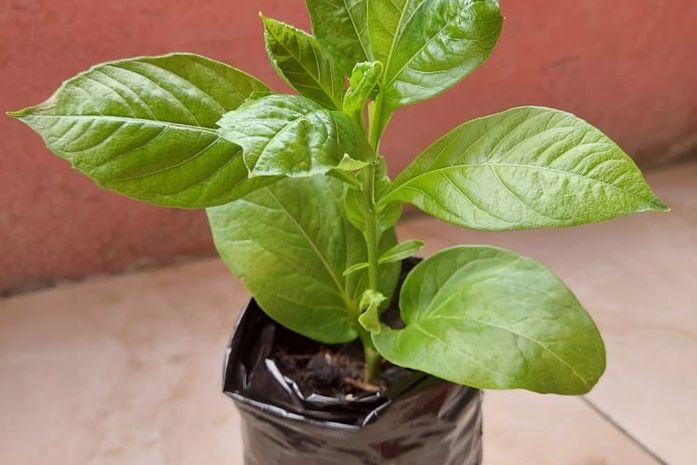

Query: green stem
<box><xmin>365</xmin><ymin>93</ymin><xmax>385</xmax><ymax>292</ymax></box>
<box><xmin>358</xmin><ymin>326</ymin><xmax>381</xmax><ymax>383</ymax></box>
<box><xmin>368</xmin><ymin>94</ymin><xmax>386</xmax><ymax>150</ymax></box>
<box><xmin>363</xmin><ymin>164</ymin><xmax>379</xmax><ymax>290</ymax></box>
<box><xmin>357</xmin><ymin>94</ymin><xmax>386</xmax><ymax>384</ymax></box>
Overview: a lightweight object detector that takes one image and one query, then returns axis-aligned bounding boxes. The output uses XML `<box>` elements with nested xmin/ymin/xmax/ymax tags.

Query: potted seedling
<box><xmin>9</xmin><ymin>1</ymin><xmax>667</xmax><ymax>464</ymax></box>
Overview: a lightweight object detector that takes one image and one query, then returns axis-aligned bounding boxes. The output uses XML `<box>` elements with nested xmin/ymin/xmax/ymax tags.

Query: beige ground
<box><xmin>1</xmin><ymin>162</ymin><xmax>695</xmax><ymax>465</ymax></box>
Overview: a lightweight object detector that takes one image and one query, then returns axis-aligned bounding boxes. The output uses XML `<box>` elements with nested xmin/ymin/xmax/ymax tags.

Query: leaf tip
<box><xmin>6</xmin><ymin>107</ymin><xmax>31</xmax><ymax>119</ymax></box>
<box><xmin>259</xmin><ymin>12</ymin><xmax>277</xmax><ymax>28</ymax></box>
<box><xmin>337</xmin><ymin>154</ymin><xmax>368</xmax><ymax>172</ymax></box>
<box><xmin>650</xmin><ymin>197</ymin><xmax>670</xmax><ymax>212</ymax></box>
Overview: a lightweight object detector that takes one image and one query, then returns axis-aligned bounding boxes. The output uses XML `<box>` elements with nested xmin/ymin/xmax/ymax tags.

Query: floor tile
<box><xmin>0</xmin><ymin>260</ymin><xmax>246</xmax><ymax>465</ymax></box>
<box><xmin>483</xmin><ymin>391</ymin><xmax>662</xmax><ymax>465</ymax></box>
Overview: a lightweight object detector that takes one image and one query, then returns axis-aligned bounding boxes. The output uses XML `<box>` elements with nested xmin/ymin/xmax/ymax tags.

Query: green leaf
<box><xmin>306</xmin><ymin>0</ymin><xmax>370</xmax><ymax>75</ymax></box>
<box><xmin>336</xmin><ymin>154</ymin><xmax>369</xmax><ymax>171</ymax></box>
<box><xmin>342</xmin><ymin>239</ymin><xmax>424</xmax><ymax>276</ymax></box>
<box><xmin>217</xmin><ymin>94</ymin><xmax>369</xmax><ymax>177</ymax></box>
<box><xmin>372</xmin><ymin>246</ymin><xmax>606</xmax><ymax>394</ymax></box>
<box><xmin>344</xmin><ymin>157</ymin><xmax>402</xmax><ymax>234</ymax></box>
<box><xmin>343</xmin><ymin>261</ymin><xmax>369</xmax><ymax>276</ymax></box>
<box><xmin>343</xmin><ymin>61</ymin><xmax>383</xmax><ymax>115</ymax></box>
<box><xmin>207</xmin><ymin>176</ymin><xmax>399</xmax><ymax>344</ymax></box>
<box><xmin>367</xmin><ymin>0</ymin><xmax>424</xmax><ymax>65</ymax></box>
<box><xmin>379</xmin><ymin>0</ymin><xmax>502</xmax><ymax>110</ymax></box>
<box><xmin>262</xmin><ymin>16</ymin><xmax>345</xmax><ymax>109</ymax></box>
<box><xmin>379</xmin><ymin>240</ymin><xmax>424</xmax><ymax>264</ymax></box>
<box><xmin>8</xmin><ymin>53</ymin><xmax>274</xmax><ymax>208</ymax></box>
<box><xmin>383</xmin><ymin>107</ymin><xmax>668</xmax><ymax>231</ymax></box>
<box><xmin>327</xmin><ymin>169</ymin><xmax>362</xmax><ymax>188</ymax></box>
<box><xmin>358</xmin><ymin>289</ymin><xmax>387</xmax><ymax>333</ymax></box>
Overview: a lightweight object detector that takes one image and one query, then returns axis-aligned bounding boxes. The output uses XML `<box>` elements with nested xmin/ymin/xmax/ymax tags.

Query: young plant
<box><xmin>8</xmin><ymin>0</ymin><xmax>667</xmax><ymax>394</ymax></box>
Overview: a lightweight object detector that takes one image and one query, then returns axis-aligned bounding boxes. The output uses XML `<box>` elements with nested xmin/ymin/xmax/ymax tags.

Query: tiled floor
<box><xmin>1</xmin><ymin>162</ymin><xmax>695</xmax><ymax>465</ymax></box>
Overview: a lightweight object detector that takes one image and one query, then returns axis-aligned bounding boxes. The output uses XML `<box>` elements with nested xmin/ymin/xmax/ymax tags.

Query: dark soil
<box><xmin>271</xmin><ymin>340</ymin><xmax>405</xmax><ymax>397</ymax></box>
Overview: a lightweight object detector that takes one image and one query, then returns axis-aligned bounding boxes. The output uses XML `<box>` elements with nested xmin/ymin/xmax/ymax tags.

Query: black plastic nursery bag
<box><xmin>223</xmin><ymin>297</ymin><xmax>484</xmax><ymax>465</ymax></box>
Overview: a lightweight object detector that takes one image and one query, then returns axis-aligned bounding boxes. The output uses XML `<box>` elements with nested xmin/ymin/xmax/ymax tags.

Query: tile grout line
<box><xmin>581</xmin><ymin>396</ymin><xmax>670</xmax><ymax>465</ymax></box>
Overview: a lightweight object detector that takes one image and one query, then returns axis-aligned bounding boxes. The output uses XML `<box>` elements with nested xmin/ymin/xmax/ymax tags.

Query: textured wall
<box><xmin>2</xmin><ymin>0</ymin><xmax>696</xmax><ymax>293</ymax></box>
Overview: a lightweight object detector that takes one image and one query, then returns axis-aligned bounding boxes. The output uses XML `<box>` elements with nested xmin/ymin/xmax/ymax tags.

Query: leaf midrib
<box><xmin>431</xmin><ymin>314</ymin><xmax>592</xmax><ymax>390</ymax></box>
<box><xmin>391</xmin><ymin>161</ymin><xmax>655</xmax><ymax>205</ymax></box>
<box><xmin>267</xmin><ymin>23</ymin><xmax>339</xmax><ymax>108</ymax></box>
<box><xmin>418</xmin><ymin>314</ymin><xmax>592</xmax><ymax>389</ymax></box>
<box><xmin>410</xmin><ymin>324</ymin><xmax>513</xmax><ymax>381</ymax></box>
<box><xmin>247</xmin><ymin>107</ymin><xmax>334</xmax><ymax>173</ymax></box>
<box><xmin>265</xmin><ymin>188</ymin><xmax>354</xmax><ymax>312</ymax></box>
<box><xmin>343</xmin><ymin>0</ymin><xmax>371</xmax><ymax>60</ymax></box>
<box><xmin>21</xmin><ymin>114</ymin><xmax>219</xmax><ymax>135</ymax></box>
<box><xmin>382</xmin><ymin>1</ymin><xmax>458</xmax><ymax>90</ymax></box>
<box><xmin>379</xmin><ymin>0</ymin><xmax>424</xmax><ymax>87</ymax></box>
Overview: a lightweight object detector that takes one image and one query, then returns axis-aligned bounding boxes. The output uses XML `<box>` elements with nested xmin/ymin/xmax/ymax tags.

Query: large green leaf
<box><xmin>305</xmin><ymin>0</ymin><xmax>370</xmax><ymax>75</ymax></box>
<box><xmin>383</xmin><ymin>107</ymin><xmax>668</xmax><ymax>230</ymax></box>
<box><xmin>8</xmin><ymin>53</ymin><xmax>274</xmax><ymax>208</ymax></box>
<box><xmin>218</xmin><ymin>94</ymin><xmax>369</xmax><ymax>177</ymax></box>
<box><xmin>379</xmin><ymin>0</ymin><xmax>502</xmax><ymax>110</ymax></box>
<box><xmin>263</xmin><ymin>16</ymin><xmax>344</xmax><ymax>109</ymax></box>
<box><xmin>372</xmin><ymin>246</ymin><xmax>606</xmax><ymax>394</ymax></box>
<box><xmin>207</xmin><ymin>176</ymin><xmax>399</xmax><ymax>344</ymax></box>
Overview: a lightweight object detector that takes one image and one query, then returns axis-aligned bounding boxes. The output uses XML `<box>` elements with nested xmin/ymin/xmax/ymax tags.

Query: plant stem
<box><xmin>368</xmin><ymin>94</ymin><xmax>386</xmax><ymax>150</ymax></box>
<box><xmin>363</xmin><ymin>164</ymin><xmax>379</xmax><ymax>290</ymax></box>
<box><xmin>365</xmin><ymin>94</ymin><xmax>385</xmax><ymax>292</ymax></box>
<box><xmin>358</xmin><ymin>326</ymin><xmax>381</xmax><ymax>384</ymax></box>
<box><xmin>357</xmin><ymin>94</ymin><xmax>386</xmax><ymax>384</ymax></box>
<box><xmin>359</xmin><ymin>162</ymin><xmax>382</xmax><ymax>384</ymax></box>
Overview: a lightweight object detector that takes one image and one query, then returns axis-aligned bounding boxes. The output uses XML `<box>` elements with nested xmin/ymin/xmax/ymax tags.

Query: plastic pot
<box><xmin>223</xmin><ymin>259</ymin><xmax>483</xmax><ymax>465</ymax></box>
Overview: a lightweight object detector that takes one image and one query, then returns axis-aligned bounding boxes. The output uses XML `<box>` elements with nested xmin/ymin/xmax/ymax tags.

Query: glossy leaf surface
<box><xmin>384</xmin><ymin>107</ymin><xmax>668</xmax><ymax>230</ymax></box>
<box><xmin>218</xmin><ymin>94</ymin><xmax>369</xmax><ymax>177</ymax></box>
<box><xmin>9</xmin><ymin>53</ymin><xmax>273</xmax><ymax>208</ymax></box>
<box><xmin>263</xmin><ymin>16</ymin><xmax>344</xmax><ymax>109</ymax></box>
<box><xmin>379</xmin><ymin>0</ymin><xmax>502</xmax><ymax>110</ymax></box>
<box><xmin>306</xmin><ymin>0</ymin><xmax>370</xmax><ymax>75</ymax></box>
<box><xmin>367</xmin><ymin>0</ymin><xmax>424</xmax><ymax>66</ymax></box>
<box><xmin>372</xmin><ymin>246</ymin><xmax>606</xmax><ymax>394</ymax></box>
<box><xmin>208</xmin><ymin>176</ymin><xmax>399</xmax><ymax>344</ymax></box>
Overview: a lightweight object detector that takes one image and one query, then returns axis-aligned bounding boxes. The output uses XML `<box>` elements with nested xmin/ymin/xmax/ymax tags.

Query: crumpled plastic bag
<box><xmin>223</xmin><ymin>294</ymin><xmax>483</xmax><ymax>465</ymax></box>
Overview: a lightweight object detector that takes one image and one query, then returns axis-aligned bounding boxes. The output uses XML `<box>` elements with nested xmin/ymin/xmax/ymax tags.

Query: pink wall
<box><xmin>2</xmin><ymin>0</ymin><xmax>696</xmax><ymax>294</ymax></box>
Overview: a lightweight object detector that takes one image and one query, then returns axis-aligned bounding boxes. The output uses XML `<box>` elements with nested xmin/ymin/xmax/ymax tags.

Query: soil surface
<box><xmin>271</xmin><ymin>340</ymin><xmax>404</xmax><ymax>397</ymax></box>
